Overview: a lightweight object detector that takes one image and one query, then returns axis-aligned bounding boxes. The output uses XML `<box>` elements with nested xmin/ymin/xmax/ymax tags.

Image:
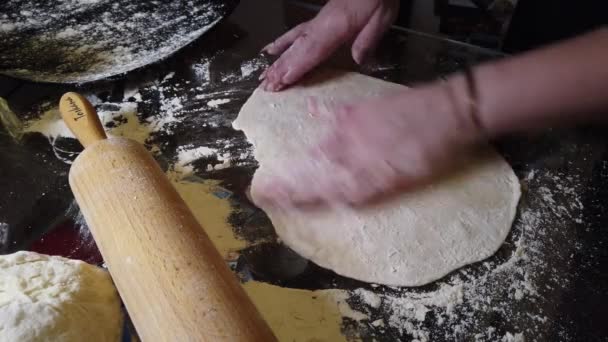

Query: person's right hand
<box><xmin>252</xmin><ymin>80</ymin><xmax>485</xmax><ymax>208</ymax></box>
<box><xmin>260</xmin><ymin>0</ymin><xmax>399</xmax><ymax>92</ymax></box>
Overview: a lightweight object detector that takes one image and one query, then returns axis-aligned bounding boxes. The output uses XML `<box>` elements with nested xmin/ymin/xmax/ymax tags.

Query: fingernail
<box><xmin>281</xmin><ymin>69</ymin><xmax>295</xmax><ymax>86</ymax></box>
<box><xmin>261</xmin><ymin>43</ymin><xmax>272</xmax><ymax>53</ymax></box>
<box><xmin>263</xmin><ymin>81</ymin><xmax>273</xmax><ymax>92</ymax></box>
<box><xmin>268</xmin><ymin>82</ymin><xmax>284</xmax><ymax>92</ymax></box>
<box><xmin>353</xmin><ymin>49</ymin><xmax>368</xmax><ymax>65</ymax></box>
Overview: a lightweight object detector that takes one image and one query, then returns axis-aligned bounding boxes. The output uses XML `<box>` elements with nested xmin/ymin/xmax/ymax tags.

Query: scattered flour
<box><xmin>192</xmin><ymin>60</ymin><xmax>210</xmax><ymax>83</ymax></box>
<box><xmin>354</xmin><ymin>288</ymin><xmax>382</xmax><ymax>309</ymax></box>
<box><xmin>77</xmin><ymin>0</ymin><xmax>102</xmax><ymax>5</ymax></box>
<box><xmin>207</xmin><ymin>153</ymin><xmax>232</xmax><ymax>171</ymax></box>
<box><xmin>207</xmin><ymin>98</ymin><xmax>231</xmax><ymax>108</ymax></box>
<box><xmin>162</xmin><ymin>72</ymin><xmax>175</xmax><ymax>82</ymax></box>
<box><xmin>502</xmin><ymin>332</ymin><xmax>525</xmax><ymax>342</ymax></box>
<box><xmin>0</xmin><ymin>222</ymin><xmax>7</xmax><ymax>248</ymax></box>
<box><xmin>122</xmin><ymin>86</ymin><xmax>142</xmax><ymax>102</ymax></box>
<box><xmin>23</xmin><ymin>100</ymin><xmax>151</xmax><ymax>163</ymax></box>
<box><xmin>19</xmin><ymin>52</ymin><xmax>265</xmax><ymax>168</ymax></box>
<box><xmin>0</xmin><ymin>23</ymin><xmax>17</xmax><ymax>32</ymax></box>
<box><xmin>149</xmin><ymin>95</ymin><xmax>183</xmax><ymax>133</ymax></box>
<box><xmin>240</xmin><ymin>58</ymin><xmax>266</xmax><ymax>78</ymax></box>
<box><xmin>177</xmin><ymin>145</ymin><xmax>217</xmax><ymax>164</ymax></box>
<box><xmin>55</xmin><ymin>27</ymin><xmax>80</xmax><ymax>39</ymax></box>
<box><xmin>174</xmin><ymin>145</ymin><xmax>218</xmax><ymax>175</ymax></box>
<box><xmin>346</xmin><ymin>167</ymin><xmax>584</xmax><ymax>340</ymax></box>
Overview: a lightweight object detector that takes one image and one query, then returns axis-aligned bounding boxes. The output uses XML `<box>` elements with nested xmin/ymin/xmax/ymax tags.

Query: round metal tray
<box><xmin>0</xmin><ymin>0</ymin><xmax>238</xmax><ymax>83</ymax></box>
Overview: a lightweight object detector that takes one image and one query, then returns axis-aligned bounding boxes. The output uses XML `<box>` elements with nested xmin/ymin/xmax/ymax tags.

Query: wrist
<box><xmin>443</xmin><ymin>71</ymin><xmax>490</xmax><ymax>144</ymax></box>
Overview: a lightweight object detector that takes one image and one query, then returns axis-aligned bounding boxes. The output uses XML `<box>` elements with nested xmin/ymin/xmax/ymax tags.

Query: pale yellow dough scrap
<box><xmin>243</xmin><ymin>281</ymin><xmax>349</xmax><ymax>342</ymax></box>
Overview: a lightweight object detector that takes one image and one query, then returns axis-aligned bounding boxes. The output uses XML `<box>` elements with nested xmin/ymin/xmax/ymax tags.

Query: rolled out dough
<box><xmin>234</xmin><ymin>70</ymin><xmax>521</xmax><ymax>286</ymax></box>
<box><xmin>0</xmin><ymin>251</ymin><xmax>123</xmax><ymax>341</ymax></box>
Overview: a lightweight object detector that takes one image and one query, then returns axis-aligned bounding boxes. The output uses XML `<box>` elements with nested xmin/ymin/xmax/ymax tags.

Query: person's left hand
<box><xmin>260</xmin><ymin>0</ymin><xmax>399</xmax><ymax>92</ymax></box>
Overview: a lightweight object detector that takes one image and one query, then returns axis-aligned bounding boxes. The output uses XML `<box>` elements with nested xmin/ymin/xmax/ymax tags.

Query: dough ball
<box><xmin>0</xmin><ymin>251</ymin><xmax>123</xmax><ymax>341</ymax></box>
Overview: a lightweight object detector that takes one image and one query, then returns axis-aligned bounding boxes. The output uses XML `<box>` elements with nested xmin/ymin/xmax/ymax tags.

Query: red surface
<box><xmin>29</xmin><ymin>220</ymin><xmax>103</xmax><ymax>265</ymax></box>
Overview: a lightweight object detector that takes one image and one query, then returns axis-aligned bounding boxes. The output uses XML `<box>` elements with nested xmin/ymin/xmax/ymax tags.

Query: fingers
<box><xmin>261</xmin><ymin>15</ymin><xmax>354</xmax><ymax>92</ymax></box>
<box><xmin>351</xmin><ymin>0</ymin><xmax>399</xmax><ymax>64</ymax></box>
<box><xmin>341</xmin><ymin>160</ymin><xmax>399</xmax><ymax>205</ymax></box>
<box><xmin>253</xmin><ymin>157</ymin><xmax>396</xmax><ymax>208</ymax></box>
<box><xmin>261</xmin><ymin>35</ymin><xmax>340</xmax><ymax>92</ymax></box>
<box><xmin>250</xmin><ymin>174</ymin><xmax>291</xmax><ymax>208</ymax></box>
<box><xmin>260</xmin><ymin>0</ymin><xmax>400</xmax><ymax>90</ymax></box>
<box><xmin>252</xmin><ymin>134</ymin><xmax>392</xmax><ymax>208</ymax></box>
<box><xmin>251</xmin><ymin>128</ymin><xmax>352</xmax><ymax>208</ymax></box>
<box><xmin>251</xmin><ymin>158</ymin><xmax>336</xmax><ymax>209</ymax></box>
<box><xmin>250</xmin><ymin>103</ymin><xmax>371</xmax><ymax>207</ymax></box>
<box><xmin>261</xmin><ymin>23</ymin><xmax>307</xmax><ymax>56</ymax></box>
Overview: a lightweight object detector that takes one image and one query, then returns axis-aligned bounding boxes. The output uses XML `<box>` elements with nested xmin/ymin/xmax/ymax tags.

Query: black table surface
<box><xmin>1</xmin><ymin>0</ymin><xmax>606</xmax><ymax>341</ymax></box>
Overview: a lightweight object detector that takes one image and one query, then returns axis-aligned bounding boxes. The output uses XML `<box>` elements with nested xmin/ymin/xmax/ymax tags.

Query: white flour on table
<box><xmin>240</xmin><ymin>59</ymin><xmax>266</xmax><ymax>78</ymax></box>
<box><xmin>175</xmin><ymin>145</ymin><xmax>218</xmax><ymax>176</ymax></box>
<box><xmin>207</xmin><ymin>98</ymin><xmax>231</xmax><ymax>108</ymax></box>
<box><xmin>0</xmin><ymin>223</ymin><xmax>8</xmax><ymax>249</ymax></box>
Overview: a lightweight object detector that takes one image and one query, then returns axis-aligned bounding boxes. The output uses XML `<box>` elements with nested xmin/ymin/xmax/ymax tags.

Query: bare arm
<box><xmin>450</xmin><ymin>28</ymin><xmax>608</xmax><ymax>138</ymax></box>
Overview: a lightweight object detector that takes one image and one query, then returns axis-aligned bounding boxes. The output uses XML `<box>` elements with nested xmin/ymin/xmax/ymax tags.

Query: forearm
<box><xmin>451</xmin><ymin>28</ymin><xmax>608</xmax><ymax>138</ymax></box>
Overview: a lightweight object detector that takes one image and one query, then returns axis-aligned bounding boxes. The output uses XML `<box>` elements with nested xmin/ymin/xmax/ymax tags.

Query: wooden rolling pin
<box><xmin>59</xmin><ymin>92</ymin><xmax>276</xmax><ymax>342</ymax></box>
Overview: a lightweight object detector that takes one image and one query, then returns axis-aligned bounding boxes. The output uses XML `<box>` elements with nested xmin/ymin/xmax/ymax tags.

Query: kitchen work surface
<box><xmin>1</xmin><ymin>0</ymin><xmax>607</xmax><ymax>341</ymax></box>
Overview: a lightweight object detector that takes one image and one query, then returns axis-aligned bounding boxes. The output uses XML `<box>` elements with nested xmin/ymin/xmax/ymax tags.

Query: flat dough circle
<box><xmin>234</xmin><ymin>70</ymin><xmax>521</xmax><ymax>286</ymax></box>
<box><xmin>0</xmin><ymin>251</ymin><xmax>123</xmax><ymax>341</ymax></box>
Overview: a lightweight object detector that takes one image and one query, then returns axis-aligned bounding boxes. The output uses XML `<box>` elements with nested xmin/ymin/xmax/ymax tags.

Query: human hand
<box><xmin>252</xmin><ymin>82</ymin><xmax>484</xmax><ymax>207</ymax></box>
<box><xmin>260</xmin><ymin>0</ymin><xmax>399</xmax><ymax>92</ymax></box>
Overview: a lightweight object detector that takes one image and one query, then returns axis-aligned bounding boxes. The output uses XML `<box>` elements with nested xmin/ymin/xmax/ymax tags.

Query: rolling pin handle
<box><xmin>59</xmin><ymin>92</ymin><xmax>107</xmax><ymax>148</ymax></box>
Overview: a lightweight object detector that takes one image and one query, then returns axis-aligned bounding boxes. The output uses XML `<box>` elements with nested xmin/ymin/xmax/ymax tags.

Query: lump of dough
<box><xmin>0</xmin><ymin>251</ymin><xmax>123</xmax><ymax>341</ymax></box>
<box><xmin>233</xmin><ymin>70</ymin><xmax>521</xmax><ymax>287</ymax></box>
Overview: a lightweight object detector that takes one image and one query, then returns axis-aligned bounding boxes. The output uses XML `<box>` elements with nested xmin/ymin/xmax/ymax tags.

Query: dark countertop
<box><xmin>1</xmin><ymin>0</ymin><xmax>607</xmax><ymax>341</ymax></box>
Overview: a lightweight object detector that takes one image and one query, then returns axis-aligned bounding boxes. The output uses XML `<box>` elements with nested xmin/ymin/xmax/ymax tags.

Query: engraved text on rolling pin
<box><xmin>66</xmin><ymin>97</ymin><xmax>85</xmax><ymax>121</ymax></box>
